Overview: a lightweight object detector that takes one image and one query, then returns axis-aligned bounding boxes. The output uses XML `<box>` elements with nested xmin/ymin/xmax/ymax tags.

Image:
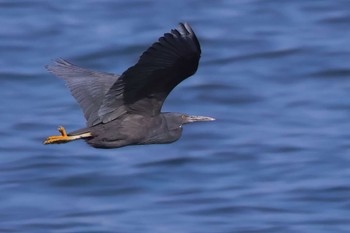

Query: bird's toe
<box><xmin>43</xmin><ymin>135</ymin><xmax>70</xmax><ymax>144</ymax></box>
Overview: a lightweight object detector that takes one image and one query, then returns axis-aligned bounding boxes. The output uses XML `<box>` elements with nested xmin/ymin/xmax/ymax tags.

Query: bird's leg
<box><xmin>43</xmin><ymin>126</ymin><xmax>92</xmax><ymax>145</ymax></box>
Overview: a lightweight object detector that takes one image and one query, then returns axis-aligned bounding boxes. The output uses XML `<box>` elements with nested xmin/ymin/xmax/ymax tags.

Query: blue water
<box><xmin>1</xmin><ymin>0</ymin><xmax>350</xmax><ymax>232</ymax></box>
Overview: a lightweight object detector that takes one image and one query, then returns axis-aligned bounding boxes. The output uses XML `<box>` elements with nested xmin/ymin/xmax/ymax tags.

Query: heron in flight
<box><xmin>44</xmin><ymin>23</ymin><xmax>215</xmax><ymax>148</ymax></box>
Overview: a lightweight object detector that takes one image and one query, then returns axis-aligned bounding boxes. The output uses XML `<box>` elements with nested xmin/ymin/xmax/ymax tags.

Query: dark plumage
<box><xmin>44</xmin><ymin>23</ymin><xmax>214</xmax><ymax>148</ymax></box>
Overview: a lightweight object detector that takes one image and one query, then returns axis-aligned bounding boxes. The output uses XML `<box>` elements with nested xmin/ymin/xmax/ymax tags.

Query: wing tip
<box><xmin>175</xmin><ymin>22</ymin><xmax>201</xmax><ymax>54</ymax></box>
<box><xmin>46</xmin><ymin>58</ymin><xmax>73</xmax><ymax>72</ymax></box>
<box><xmin>177</xmin><ymin>22</ymin><xmax>195</xmax><ymax>35</ymax></box>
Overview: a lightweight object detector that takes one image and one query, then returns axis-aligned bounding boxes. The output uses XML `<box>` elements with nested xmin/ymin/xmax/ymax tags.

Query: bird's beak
<box><xmin>185</xmin><ymin>115</ymin><xmax>216</xmax><ymax>123</ymax></box>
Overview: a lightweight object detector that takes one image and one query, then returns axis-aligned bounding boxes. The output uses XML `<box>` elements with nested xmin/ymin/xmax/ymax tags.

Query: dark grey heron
<box><xmin>44</xmin><ymin>23</ymin><xmax>215</xmax><ymax>148</ymax></box>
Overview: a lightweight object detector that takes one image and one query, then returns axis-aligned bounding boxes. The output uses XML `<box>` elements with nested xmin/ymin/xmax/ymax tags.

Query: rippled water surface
<box><xmin>1</xmin><ymin>1</ymin><xmax>350</xmax><ymax>232</ymax></box>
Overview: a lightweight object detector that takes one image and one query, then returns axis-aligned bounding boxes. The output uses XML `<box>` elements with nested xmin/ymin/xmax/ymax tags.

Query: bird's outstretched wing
<box><xmin>98</xmin><ymin>22</ymin><xmax>201</xmax><ymax>123</ymax></box>
<box><xmin>46</xmin><ymin>59</ymin><xmax>119</xmax><ymax>126</ymax></box>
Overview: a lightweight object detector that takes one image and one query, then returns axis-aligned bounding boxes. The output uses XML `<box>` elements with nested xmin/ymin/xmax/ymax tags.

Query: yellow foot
<box><xmin>43</xmin><ymin>126</ymin><xmax>92</xmax><ymax>145</ymax></box>
<box><xmin>43</xmin><ymin>126</ymin><xmax>71</xmax><ymax>144</ymax></box>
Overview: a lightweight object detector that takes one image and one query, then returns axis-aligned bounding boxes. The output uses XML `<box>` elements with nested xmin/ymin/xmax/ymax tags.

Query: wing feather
<box><xmin>46</xmin><ymin>59</ymin><xmax>119</xmax><ymax>126</ymax></box>
<box><xmin>98</xmin><ymin>22</ymin><xmax>201</xmax><ymax>123</ymax></box>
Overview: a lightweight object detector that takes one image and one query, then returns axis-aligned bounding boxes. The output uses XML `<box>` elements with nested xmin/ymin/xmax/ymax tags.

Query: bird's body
<box><xmin>44</xmin><ymin>23</ymin><xmax>214</xmax><ymax>149</ymax></box>
<box><xmin>70</xmin><ymin>113</ymin><xmax>183</xmax><ymax>148</ymax></box>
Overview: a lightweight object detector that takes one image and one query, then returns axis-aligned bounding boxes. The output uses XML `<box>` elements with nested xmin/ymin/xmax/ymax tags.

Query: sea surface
<box><xmin>1</xmin><ymin>1</ymin><xmax>350</xmax><ymax>232</ymax></box>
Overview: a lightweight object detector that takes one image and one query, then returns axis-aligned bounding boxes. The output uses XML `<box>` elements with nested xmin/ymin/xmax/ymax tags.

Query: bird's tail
<box><xmin>43</xmin><ymin>126</ymin><xmax>92</xmax><ymax>145</ymax></box>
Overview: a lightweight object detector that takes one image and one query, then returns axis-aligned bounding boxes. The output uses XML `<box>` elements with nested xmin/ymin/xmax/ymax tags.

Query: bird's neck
<box><xmin>141</xmin><ymin>114</ymin><xmax>182</xmax><ymax>144</ymax></box>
